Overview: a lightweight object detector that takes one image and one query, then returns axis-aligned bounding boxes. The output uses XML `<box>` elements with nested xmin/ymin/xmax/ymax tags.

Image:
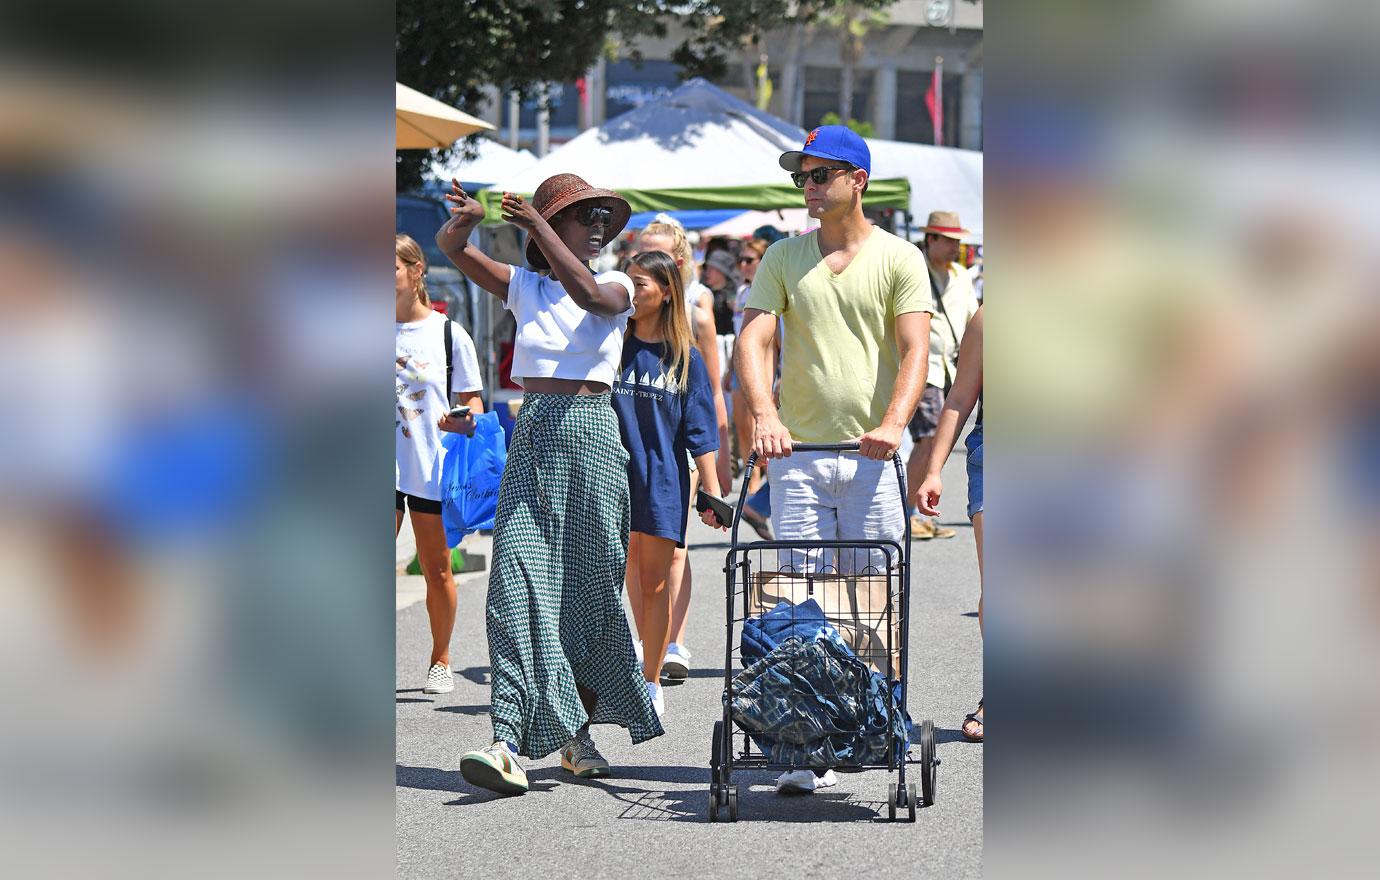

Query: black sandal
<box><xmin>961</xmin><ymin>699</ymin><xmax>984</xmax><ymax>742</ymax></box>
<box><xmin>741</xmin><ymin>507</ymin><xmax>774</xmax><ymax>541</ymax></box>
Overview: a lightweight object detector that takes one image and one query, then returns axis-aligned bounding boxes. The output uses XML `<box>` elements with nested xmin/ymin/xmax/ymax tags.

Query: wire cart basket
<box><xmin>707</xmin><ymin>442</ymin><xmax>938</xmax><ymax>823</ymax></box>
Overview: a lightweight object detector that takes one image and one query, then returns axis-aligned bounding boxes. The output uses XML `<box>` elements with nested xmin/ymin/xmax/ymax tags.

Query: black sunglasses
<box><xmin>571</xmin><ymin>204</ymin><xmax>614</xmax><ymax>227</ymax></box>
<box><xmin>738</xmin><ymin>255</ymin><xmax>758</xmax><ymax>264</ymax></box>
<box><xmin>790</xmin><ymin>165</ymin><xmax>854</xmax><ymax>188</ymax></box>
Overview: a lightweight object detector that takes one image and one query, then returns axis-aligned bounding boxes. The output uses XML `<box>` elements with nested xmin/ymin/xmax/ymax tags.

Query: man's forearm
<box><xmin>880</xmin><ymin>347</ymin><xmax>927</xmax><ymax>431</ymax></box>
<box><xmin>736</xmin><ymin>333</ymin><xmax>777</xmax><ymax>419</ymax></box>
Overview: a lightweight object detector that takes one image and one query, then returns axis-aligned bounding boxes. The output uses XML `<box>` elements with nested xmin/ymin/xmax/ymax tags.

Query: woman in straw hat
<box><xmin>435</xmin><ymin>174</ymin><xmax>662</xmax><ymax>795</ymax></box>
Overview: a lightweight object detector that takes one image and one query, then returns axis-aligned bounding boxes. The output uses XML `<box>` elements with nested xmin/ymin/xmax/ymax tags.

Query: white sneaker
<box><xmin>774</xmin><ymin>768</ymin><xmax>838</xmax><ymax>795</ymax></box>
<box><xmin>461</xmin><ymin>741</ymin><xmax>529</xmax><ymax>794</ymax></box>
<box><xmin>646</xmin><ymin>681</ymin><xmax>665</xmax><ymax>717</ymax></box>
<box><xmin>423</xmin><ymin>662</ymin><xmax>454</xmax><ymax>694</ymax></box>
<box><xmin>661</xmin><ymin>642</ymin><xmax>692</xmax><ymax>680</ymax></box>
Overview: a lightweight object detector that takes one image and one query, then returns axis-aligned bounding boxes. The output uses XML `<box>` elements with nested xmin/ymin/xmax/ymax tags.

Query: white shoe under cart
<box><xmin>706</xmin><ymin>442</ymin><xmax>938</xmax><ymax>823</ymax></box>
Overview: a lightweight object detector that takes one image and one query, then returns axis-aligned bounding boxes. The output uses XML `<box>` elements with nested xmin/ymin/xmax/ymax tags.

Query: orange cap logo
<box><xmin>804</xmin><ymin>128</ymin><xmax>819</xmax><ymax>147</ymax></box>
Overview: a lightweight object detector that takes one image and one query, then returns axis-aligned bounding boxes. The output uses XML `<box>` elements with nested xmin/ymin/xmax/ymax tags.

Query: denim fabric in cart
<box><xmin>728</xmin><ymin>636</ymin><xmax>911</xmax><ymax>767</ymax></box>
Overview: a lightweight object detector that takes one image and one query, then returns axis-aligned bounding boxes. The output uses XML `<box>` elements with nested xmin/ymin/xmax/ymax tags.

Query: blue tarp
<box><xmin>626</xmin><ymin>209</ymin><xmax>743</xmax><ymax>231</ymax></box>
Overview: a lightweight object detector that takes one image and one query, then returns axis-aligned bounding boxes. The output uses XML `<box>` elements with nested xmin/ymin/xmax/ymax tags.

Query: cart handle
<box><xmin>790</xmin><ymin>442</ymin><xmax>863</xmax><ymax>454</ymax></box>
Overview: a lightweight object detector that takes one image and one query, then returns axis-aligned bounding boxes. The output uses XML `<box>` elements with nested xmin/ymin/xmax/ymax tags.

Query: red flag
<box><xmin>925</xmin><ymin>60</ymin><xmax>943</xmax><ymax>146</ymax></box>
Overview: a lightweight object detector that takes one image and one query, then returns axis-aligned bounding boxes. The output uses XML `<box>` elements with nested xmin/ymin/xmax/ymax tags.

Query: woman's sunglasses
<box><xmin>790</xmin><ymin>165</ymin><xmax>854</xmax><ymax>188</ymax></box>
<box><xmin>738</xmin><ymin>255</ymin><xmax>758</xmax><ymax>265</ymax></box>
<box><xmin>572</xmin><ymin>204</ymin><xmax>614</xmax><ymax>227</ymax></box>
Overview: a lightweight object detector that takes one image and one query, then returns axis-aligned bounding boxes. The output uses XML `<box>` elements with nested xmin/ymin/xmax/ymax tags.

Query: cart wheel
<box><xmin>920</xmin><ymin>718</ymin><xmax>937</xmax><ymax>807</ymax></box>
<box><xmin>726</xmin><ymin>785</ymin><xmax>739</xmax><ymax>822</ymax></box>
<box><xmin>907</xmin><ymin>783</ymin><xmax>918</xmax><ymax>822</ymax></box>
<box><xmin>708</xmin><ymin>783</ymin><xmax>720</xmax><ymax>823</ymax></box>
<box><xmin>886</xmin><ymin>782</ymin><xmax>898</xmax><ymax>822</ymax></box>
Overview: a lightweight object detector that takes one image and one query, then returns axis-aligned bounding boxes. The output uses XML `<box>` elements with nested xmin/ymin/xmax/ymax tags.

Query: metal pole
<box><xmin>536</xmin><ymin>83</ymin><xmax>550</xmax><ymax>157</ymax></box>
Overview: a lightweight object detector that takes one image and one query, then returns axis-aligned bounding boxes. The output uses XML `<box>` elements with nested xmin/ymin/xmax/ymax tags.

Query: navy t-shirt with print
<box><xmin>612</xmin><ymin>337</ymin><xmax>719</xmax><ymax>545</ymax></box>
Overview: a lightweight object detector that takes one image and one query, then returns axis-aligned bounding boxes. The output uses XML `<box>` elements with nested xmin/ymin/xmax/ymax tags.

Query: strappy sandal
<box><xmin>961</xmin><ymin>698</ymin><xmax>984</xmax><ymax>742</ymax></box>
<box><xmin>741</xmin><ymin>506</ymin><xmax>774</xmax><ymax>540</ymax></box>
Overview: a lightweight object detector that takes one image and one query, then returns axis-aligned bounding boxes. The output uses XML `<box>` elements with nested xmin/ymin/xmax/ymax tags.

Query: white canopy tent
<box><xmin>866</xmin><ymin>138</ymin><xmax>984</xmax><ymax>243</ymax></box>
<box><xmin>701</xmin><ymin>208</ymin><xmax>813</xmax><ymax>238</ymax></box>
<box><xmin>429</xmin><ymin>137</ymin><xmax>538</xmax><ymax>189</ymax></box>
<box><xmin>483</xmin><ymin>80</ymin><xmax>979</xmax><ymax>240</ymax></box>
<box><xmin>485</xmin><ymin>79</ymin><xmax>807</xmax><ymax>197</ymax></box>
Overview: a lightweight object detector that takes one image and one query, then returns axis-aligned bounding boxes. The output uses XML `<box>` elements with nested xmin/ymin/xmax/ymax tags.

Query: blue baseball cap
<box><xmin>778</xmin><ymin>125</ymin><xmax>871</xmax><ymax>176</ymax></box>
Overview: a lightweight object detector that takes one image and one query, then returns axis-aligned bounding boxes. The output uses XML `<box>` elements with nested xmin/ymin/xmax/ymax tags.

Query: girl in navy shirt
<box><xmin>613</xmin><ymin>250</ymin><xmax>724</xmax><ymax>717</ymax></box>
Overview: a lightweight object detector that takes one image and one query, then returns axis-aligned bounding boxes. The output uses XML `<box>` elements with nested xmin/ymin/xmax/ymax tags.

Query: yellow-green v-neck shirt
<box><xmin>746</xmin><ymin>227</ymin><xmax>932</xmax><ymax>444</ymax></box>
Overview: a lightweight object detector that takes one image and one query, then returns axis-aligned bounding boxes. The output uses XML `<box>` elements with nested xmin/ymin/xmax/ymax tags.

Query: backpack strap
<box><xmin>443</xmin><ymin>318</ymin><xmax>454</xmax><ymax>401</ymax></box>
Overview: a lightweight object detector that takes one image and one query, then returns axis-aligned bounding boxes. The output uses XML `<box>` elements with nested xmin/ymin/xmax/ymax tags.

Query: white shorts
<box><xmin>767</xmin><ymin>450</ymin><xmax>905</xmax><ymax>575</ymax></box>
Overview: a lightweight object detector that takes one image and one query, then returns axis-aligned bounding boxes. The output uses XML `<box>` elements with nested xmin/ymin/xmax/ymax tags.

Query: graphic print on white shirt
<box><xmin>395</xmin><ymin>312</ymin><xmax>482</xmax><ymax>501</ymax></box>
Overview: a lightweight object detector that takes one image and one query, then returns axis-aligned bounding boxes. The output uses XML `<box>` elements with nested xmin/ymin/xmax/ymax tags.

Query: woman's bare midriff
<box><xmin>520</xmin><ymin>377</ymin><xmax>610</xmax><ymax>396</ymax></box>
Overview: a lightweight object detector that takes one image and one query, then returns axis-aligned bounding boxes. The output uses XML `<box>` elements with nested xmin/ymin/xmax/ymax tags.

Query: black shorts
<box><xmin>907</xmin><ymin>385</ymin><xmax>947</xmax><ymax>441</ymax></box>
<box><xmin>396</xmin><ymin>490</ymin><xmax>442</xmax><ymax>515</ymax></box>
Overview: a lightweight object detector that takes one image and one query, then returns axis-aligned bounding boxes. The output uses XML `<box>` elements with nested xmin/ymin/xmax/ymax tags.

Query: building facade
<box><xmin>475</xmin><ymin>0</ymin><xmax>982</xmax><ymax>153</ymax></box>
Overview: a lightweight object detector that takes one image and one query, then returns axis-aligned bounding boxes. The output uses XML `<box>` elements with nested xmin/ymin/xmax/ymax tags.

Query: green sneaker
<box><xmin>560</xmin><ymin>729</ymin><xmax>611</xmax><ymax>778</ymax></box>
<box><xmin>460</xmin><ymin>742</ymin><xmax>528</xmax><ymax>795</ymax></box>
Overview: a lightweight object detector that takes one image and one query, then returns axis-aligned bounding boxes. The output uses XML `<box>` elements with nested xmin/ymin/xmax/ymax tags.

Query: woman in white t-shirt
<box><xmin>395</xmin><ymin>235</ymin><xmax>484</xmax><ymax>696</ymax></box>
<box><xmin>435</xmin><ymin>174</ymin><xmax>663</xmax><ymax>797</ymax></box>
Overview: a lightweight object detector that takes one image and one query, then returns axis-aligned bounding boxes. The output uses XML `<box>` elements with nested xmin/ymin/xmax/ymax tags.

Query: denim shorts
<box><xmin>965</xmin><ymin>424</ymin><xmax>983</xmax><ymax>519</ymax></box>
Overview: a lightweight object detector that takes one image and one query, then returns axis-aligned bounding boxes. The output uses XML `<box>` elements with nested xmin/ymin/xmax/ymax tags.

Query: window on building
<box><xmin>802</xmin><ymin>65</ymin><xmax>874</xmax><ymax>131</ymax></box>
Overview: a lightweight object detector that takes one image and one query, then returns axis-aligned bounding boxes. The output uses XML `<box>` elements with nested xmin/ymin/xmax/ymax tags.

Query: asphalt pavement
<box><xmin>396</xmin><ymin>447</ymin><xmax>983</xmax><ymax>878</ymax></box>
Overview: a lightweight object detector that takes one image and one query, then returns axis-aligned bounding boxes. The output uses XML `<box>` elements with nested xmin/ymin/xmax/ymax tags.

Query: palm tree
<box><xmin>827</xmin><ymin>2</ymin><xmax>890</xmax><ymax>123</ymax></box>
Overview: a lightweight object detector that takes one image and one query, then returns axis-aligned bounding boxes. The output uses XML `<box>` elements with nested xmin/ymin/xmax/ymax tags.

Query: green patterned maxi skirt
<box><xmin>485</xmin><ymin>392</ymin><xmax>664</xmax><ymax>758</ymax></box>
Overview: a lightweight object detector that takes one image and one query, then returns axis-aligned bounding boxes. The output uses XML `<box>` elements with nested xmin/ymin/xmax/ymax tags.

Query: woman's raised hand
<box><xmin>498</xmin><ymin>191</ymin><xmax>544</xmax><ymax>232</ymax></box>
<box><xmin>436</xmin><ymin>178</ymin><xmax>486</xmax><ymax>254</ymax></box>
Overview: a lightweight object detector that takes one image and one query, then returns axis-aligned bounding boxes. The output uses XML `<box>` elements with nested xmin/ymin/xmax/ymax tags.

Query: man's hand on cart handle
<box><xmin>752</xmin><ymin>412</ymin><xmax>794</xmax><ymax>459</ymax></box>
<box><xmin>857</xmin><ymin>423</ymin><xmax>902</xmax><ymax>461</ymax></box>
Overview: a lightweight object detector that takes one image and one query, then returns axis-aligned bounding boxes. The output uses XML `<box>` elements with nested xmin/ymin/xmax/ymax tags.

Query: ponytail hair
<box><xmin>395</xmin><ymin>234</ymin><xmax>429</xmax><ymax>306</ymax></box>
<box><xmin>637</xmin><ymin>221</ymin><xmax>694</xmax><ymax>289</ymax></box>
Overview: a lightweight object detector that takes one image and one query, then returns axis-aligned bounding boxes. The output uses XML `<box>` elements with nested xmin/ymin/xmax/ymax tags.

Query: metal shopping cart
<box><xmin>707</xmin><ymin>443</ymin><xmax>938</xmax><ymax>823</ymax></box>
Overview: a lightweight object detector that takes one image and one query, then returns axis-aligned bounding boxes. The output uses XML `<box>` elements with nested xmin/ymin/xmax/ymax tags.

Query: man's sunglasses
<box><xmin>570</xmin><ymin>204</ymin><xmax>614</xmax><ymax>227</ymax></box>
<box><xmin>790</xmin><ymin>165</ymin><xmax>854</xmax><ymax>188</ymax></box>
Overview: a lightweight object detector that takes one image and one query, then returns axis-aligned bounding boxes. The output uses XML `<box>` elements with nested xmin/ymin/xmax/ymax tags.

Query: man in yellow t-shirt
<box><xmin>738</xmin><ymin>128</ymin><xmax>932</xmax><ymax>557</ymax></box>
<box><xmin>736</xmin><ymin>125</ymin><xmax>932</xmax><ymax>796</ymax></box>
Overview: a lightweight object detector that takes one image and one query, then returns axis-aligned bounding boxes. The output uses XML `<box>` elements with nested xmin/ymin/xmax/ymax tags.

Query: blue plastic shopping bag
<box><xmin>439</xmin><ymin>411</ymin><xmax>506</xmax><ymax>547</ymax></box>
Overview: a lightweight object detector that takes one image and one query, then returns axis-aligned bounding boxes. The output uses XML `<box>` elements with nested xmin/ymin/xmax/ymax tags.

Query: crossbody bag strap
<box><xmin>928</xmin><ymin>267</ymin><xmax>960</xmax><ymax>391</ymax></box>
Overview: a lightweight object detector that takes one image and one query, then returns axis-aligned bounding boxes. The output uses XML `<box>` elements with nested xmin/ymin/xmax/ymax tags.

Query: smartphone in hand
<box><xmin>447</xmin><ymin>405</ymin><xmax>472</xmax><ymax>419</ymax></box>
<box><xmin>695</xmin><ymin>490</ymin><xmax>735</xmax><ymax>529</ymax></box>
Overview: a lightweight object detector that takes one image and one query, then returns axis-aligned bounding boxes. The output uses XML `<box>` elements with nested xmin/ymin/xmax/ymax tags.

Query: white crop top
<box><xmin>505</xmin><ymin>266</ymin><xmax>635</xmax><ymax>388</ymax></box>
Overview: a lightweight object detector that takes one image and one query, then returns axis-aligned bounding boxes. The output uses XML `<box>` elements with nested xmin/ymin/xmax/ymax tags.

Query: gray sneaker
<box><xmin>560</xmin><ymin>729</ymin><xmax>611</xmax><ymax>778</ymax></box>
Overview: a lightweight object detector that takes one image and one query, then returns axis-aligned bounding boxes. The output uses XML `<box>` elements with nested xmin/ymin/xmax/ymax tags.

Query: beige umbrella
<box><xmin>396</xmin><ymin>82</ymin><xmax>493</xmax><ymax>149</ymax></box>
